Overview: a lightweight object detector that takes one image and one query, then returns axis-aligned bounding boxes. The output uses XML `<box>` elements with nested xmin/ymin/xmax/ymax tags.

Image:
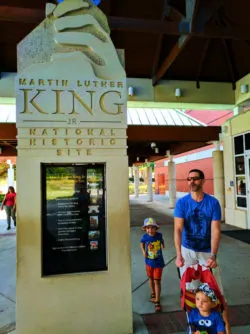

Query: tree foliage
<box><xmin>0</xmin><ymin>160</ymin><xmax>9</xmax><ymax>178</ymax></box>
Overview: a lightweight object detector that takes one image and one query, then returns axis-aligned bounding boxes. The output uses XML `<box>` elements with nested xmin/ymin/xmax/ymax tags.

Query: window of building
<box><xmin>234</xmin><ymin>133</ymin><xmax>249</xmax><ymax>209</ymax></box>
<box><xmin>245</xmin><ymin>133</ymin><xmax>250</xmax><ymax>150</ymax></box>
<box><xmin>234</xmin><ymin>135</ymin><xmax>244</xmax><ymax>155</ymax></box>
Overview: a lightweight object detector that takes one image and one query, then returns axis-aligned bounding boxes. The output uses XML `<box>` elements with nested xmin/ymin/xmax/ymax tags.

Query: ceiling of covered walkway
<box><xmin>1</xmin><ymin>0</ymin><xmax>247</xmax><ymax>163</ymax></box>
<box><xmin>1</xmin><ymin>0</ymin><xmax>250</xmax><ymax>87</ymax></box>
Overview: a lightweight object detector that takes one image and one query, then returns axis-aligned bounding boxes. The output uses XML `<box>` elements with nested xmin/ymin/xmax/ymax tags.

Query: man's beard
<box><xmin>190</xmin><ymin>184</ymin><xmax>202</xmax><ymax>192</ymax></box>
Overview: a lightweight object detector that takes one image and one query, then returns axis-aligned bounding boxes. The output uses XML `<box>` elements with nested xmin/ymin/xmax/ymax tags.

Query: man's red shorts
<box><xmin>146</xmin><ymin>265</ymin><xmax>163</xmax><ymax>280</ymax></box>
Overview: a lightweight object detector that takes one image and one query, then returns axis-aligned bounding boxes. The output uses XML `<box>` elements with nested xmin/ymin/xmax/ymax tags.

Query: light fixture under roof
<box><xmin>128</xmin><ymin>86</ymin><xmax>134</xmax><ymax>96</ymax></box>
<box><xmin>240</xmin><ymin>84</ymin><xmax>249</xmax><ymax>94</ymax></box>
<box><xmin>175</xmin><ymin>88</ymin><xmax>182</xmax><ymax>97</ymax></box>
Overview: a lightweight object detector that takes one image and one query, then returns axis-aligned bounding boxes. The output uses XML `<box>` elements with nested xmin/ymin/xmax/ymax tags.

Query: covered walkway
<box><xmin>0</xmin><ymin>109</ymin><xmax>221</xmax><ymax>165</ymax></box>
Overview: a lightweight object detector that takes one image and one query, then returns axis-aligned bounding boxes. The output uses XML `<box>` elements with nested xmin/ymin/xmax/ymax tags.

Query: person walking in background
<box><xmin>140</xmin><ymin>217</ymin><xmax>165</xmax><ymax>312</ymax></box>
<box><xmin>0</xmin><ymin>186</ymin><xmax>16</xmax><ymax>230</ymax></box>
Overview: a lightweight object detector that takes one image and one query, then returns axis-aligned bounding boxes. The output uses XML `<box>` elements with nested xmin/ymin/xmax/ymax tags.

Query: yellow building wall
<box><xmin>127</xmin><ymin>78</ymin><xmax>235</xmax><ymax>109</ymax></box>
<box><xmin>154</xmin><ymin>80</ymin><xmax>234</xmax><ymax>105</ymax></box>
<box><xmin>230</xmin><ymin>111</ymin><xmax>250</xmax><ymax>136</ymax></box>
<box><xmin>235</xmin><ymin>73</ymin><xmax>250</xmax><ymax>106</ymax></box>
<box><xmin>223</xmin><ymin>110</ymin><xmax>250</xmax><ymax>229</ymax></box>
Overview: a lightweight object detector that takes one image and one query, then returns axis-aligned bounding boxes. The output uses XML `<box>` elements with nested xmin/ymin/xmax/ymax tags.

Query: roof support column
<box><xmin>133</xmin><ymin>166</ymin><xmax>140</xmax><ymax>198</ymax></box>
<box><xmin>168</xmin><ymin>155</ymin><xmax>176</xmax><ymax>208</ymax></box>
<box><xmin>147</xmin><ymin>166</ymin><xmax>153</xmax><ymax>202</ymax></box>
<box><xmin>212</xmin><ymin>142</ymin><xmax>225</xmax><ymax>221</ymax></box>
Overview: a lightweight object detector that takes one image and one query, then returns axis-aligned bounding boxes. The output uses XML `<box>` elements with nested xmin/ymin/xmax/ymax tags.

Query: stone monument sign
<box><xmin>16</xmin><ymin>1</ymin><xmax>132</xmax><ymax>333</ymax></box>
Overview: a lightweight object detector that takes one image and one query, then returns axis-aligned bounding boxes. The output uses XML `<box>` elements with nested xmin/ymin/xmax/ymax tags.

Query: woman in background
<box><xmin>0</xmin><ymin>186</ymin><xmax>16</xmax><ymax>230</ymax></box>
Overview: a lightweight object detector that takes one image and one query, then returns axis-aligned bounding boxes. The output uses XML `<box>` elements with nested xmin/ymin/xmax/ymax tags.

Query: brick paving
<box><xmin>143</xmin><ymin>304</ymin><xmax>250</xmax><ymax>333</ymax></box>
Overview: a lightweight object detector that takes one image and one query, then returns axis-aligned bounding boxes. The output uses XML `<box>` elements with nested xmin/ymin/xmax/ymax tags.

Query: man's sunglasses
<box><xmin>187</xmin><ymin>176</ymin><xmax>202</xmax><ymax>181</ymax></box>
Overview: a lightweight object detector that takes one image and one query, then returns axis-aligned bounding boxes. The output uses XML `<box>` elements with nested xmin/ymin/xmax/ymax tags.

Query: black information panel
<box><xmin>41</xmin><ymin>163</ymin><xmax>107</xmax><ymax>276</ymax></box>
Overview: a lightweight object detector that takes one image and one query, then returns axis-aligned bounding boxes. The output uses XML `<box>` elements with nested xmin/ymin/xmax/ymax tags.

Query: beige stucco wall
<box><xmin>223</xmin><ymin>110</ymin><xmax>250</xmax><ymax>228</ymax></box>
<box><xmin>224</xmin><ymin>208</ymin><xmax>247</xmax><ymax>229</ymax></box>
<box><xmin>16</xmin><ymin>155</ymin><xmax>132</xmax><ymax>334</ymax></box>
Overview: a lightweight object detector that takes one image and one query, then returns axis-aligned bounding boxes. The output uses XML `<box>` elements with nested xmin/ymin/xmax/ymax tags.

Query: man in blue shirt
<box><xmin>174</xmin><ymin>169</ymin><xmax>221</xmax><ymax>276</ymax></box>
<box><xmin>174</xmin><ymin>169</ymin><xmax>231</xmax><ymax>334</ymax></box>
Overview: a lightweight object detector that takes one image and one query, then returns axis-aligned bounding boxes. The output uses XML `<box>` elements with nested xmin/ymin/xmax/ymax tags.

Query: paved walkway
<box><xmin>0</xmin><ymin>210</ymin><xmax>16</xmax><ymax>334</ymax></box>
<box><xmin>130</xmin><ymin>195</ymin><xmax>250</xmax><ymax>333</ymax></box>
<box><xmin>0</xmin><ymin>195</ymin><xmax>250</xmax><ymax>333</ymax></box>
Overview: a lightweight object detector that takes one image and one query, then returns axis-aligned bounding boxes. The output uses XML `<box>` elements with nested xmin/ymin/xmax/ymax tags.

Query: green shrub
<box><xmin>139</xmin><ymin>184</ymin><xmax>147</xmax><ymax>193</ymax></box>
<box><xmin>0</xmin><ymin>161</ymin><xmax>9</xmax><ymax>178</ymax></box>
<box><xmin>129</xmin><ymin>184</ymin><xmax>134</xmax><ymax>194</ymax></box>
<box><xmin>128</xmin><ymin>183</ymin><xmax>155</xmax><ymax>195</ymax></box>
<box><xmin>0</xmin><ymin>193</ymin><xmax>5</xmax><ymax>204</ymax></box>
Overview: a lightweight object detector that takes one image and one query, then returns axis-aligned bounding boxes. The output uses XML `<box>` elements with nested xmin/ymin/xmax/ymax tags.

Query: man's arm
<box><xmin>174</xmin><ymin>217</ymin><xmax>185</xmax><ymax>267</ymax></box>
<box><xmin>206</xmin><ymin>220</ymin><xmax>220</xmax><ymax>268</ymax></box>
<box><xmin>211</xmin><ymin>219</ymin><xmax>220</xmax><ymax>255</ymax></box>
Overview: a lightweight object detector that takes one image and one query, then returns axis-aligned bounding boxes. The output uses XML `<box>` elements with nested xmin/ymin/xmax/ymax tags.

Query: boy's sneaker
<box><xmin>7</xmin><ymin>226</ymin><xmax>11</xmax><ymax>230</ymax></box>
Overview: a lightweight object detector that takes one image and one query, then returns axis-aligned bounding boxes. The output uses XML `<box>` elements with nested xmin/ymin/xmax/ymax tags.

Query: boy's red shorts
<box><xmin>146</xmin><ymin>265</ymin><xmax>163</xmax><ymax>280</ymax></box>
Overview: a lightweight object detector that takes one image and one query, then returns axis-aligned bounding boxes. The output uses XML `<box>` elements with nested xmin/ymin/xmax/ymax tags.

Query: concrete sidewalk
<box><xmin>0</xmin><ymin>195</ymin><xmax>250</xmax><ymax>333</ymax></box>
<box><xmin>0</xmin><ymin>210</ymin><xmax>16</xmax><ymax>334</ymax></box>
